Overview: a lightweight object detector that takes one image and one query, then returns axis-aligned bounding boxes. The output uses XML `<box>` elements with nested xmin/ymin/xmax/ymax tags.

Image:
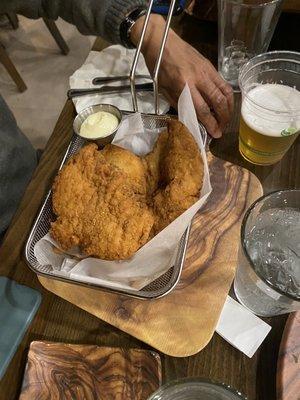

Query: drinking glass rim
<box><xmin>238</xmin><ymin>50</ymin><xmax>300</xmax><ymax>115</ymax></box>
<box><xmin>223</xmin><ymin>0</ymin><xmax>282</xmax><ymax>8</ymax></box>
<box><xmin>147</xmin><ymin>377</ymin><xmax>246</xmax><ymax>399</ymax></box>
<box><xmin>241</xmin><ymin>189</ymin><xmax>300</xmax><ymax>302</ymax></box>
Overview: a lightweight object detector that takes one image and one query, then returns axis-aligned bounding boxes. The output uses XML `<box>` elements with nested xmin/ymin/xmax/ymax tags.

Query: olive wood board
<box><xmin>39</xmin><ymin>154</ymin><xmax>263</xmax><ymax>357</ymax></box>
<box><xmin>277</xmin><ymin>312</ymin><xmax>300</xmax><ymax>400</ymax></box>
<box><xmin>19</xmin><ymin>342</ymin><xmax>161</xmax><ymax>400</ymax></box>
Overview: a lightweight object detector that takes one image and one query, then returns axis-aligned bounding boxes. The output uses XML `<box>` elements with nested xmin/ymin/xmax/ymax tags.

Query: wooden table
<box><xmin>0</xmin><ymin>28</ymin><xmax>299</xmax><ymax>399</ymax></box>
<box><xmin>283</xmin><ymin>0</ymin><xmax>300</xmax><ymax>13</ymax></box>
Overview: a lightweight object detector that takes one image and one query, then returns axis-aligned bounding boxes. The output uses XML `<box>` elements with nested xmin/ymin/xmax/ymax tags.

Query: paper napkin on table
<box><xmin>216</xmin><ymin>296</ymin><xmax>272</xmax><ymax>358</ymax></box>
<box><xmin>69</xmin><ymin>45</ymin><xmax>169</xmax><ymax>114</ymax></box>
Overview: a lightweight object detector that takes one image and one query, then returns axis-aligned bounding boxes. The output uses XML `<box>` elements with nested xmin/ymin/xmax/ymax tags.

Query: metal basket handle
<box><xmin>130</xmin><ymin>0</ymin><xmax>177</xmax><ymax>115</ymax></box>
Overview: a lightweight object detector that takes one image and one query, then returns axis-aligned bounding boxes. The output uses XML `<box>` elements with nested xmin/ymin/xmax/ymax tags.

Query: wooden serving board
<box><xmin>39</xmin><ymin>154</ymin><xmax>262</xmax><ymax>357</ymax></box>
<box><xmin>19</xmin><ymin>342</ymin><xmax>161</xmax><ymax>400</ymax></box>
<box><xmin>277</xmin><ymin>312</ymin><xmax>300</xmax><ymax>400</ymax></box>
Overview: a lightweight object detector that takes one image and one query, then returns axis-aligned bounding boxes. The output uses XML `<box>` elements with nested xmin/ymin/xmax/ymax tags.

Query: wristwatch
<box><xmin>120</xmin><ymin>7</ymin><xmax>148</xmax><ymax>49</ymax></box>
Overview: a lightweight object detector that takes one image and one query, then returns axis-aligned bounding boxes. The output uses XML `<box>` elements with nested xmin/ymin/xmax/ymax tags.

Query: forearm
<box><xmin>131</xmin><ymin>14</ymin><xmax>167</xmax><ymax>48</ymax></box>
<box><xmin>1</xmin><ymin>0</ymin><xmax>147</xmax><ymax>44</ymax></box>
<box><xmin>131</xmin><ymin>14</ymin><xmax>179</xmax><ymax>72</ymax></box>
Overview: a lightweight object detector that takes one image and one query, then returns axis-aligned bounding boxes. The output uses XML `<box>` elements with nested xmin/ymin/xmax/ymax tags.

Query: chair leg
<box><xmin>0</xmin><ymin>44</ymin><xmax>27</xmax><ymax>92</ymax></box>
<box><xmin>6</xmin><ymin>13</ymin><xmax>19</xmax><ymax>30</ymax></box>
<box><xmin>43</xmin><ymin>18</ymin><xmax>69</xmax><ymax>55</ymax></box>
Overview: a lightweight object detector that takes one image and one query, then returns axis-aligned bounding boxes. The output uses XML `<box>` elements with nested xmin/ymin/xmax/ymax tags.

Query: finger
<box><xmin>190</xmin><ymin>86</ymin><xmax>222</xmax><ymax>138</ymax></box>
<box><xmin>204</xmin><ymin>59</ymin><xmax>234</xmax><ymax>115</ymax></box>
<box><xmin>198</xmin><ymin>83</ymin><xmax>230</xmax><ymax>131</ymax></box>
<box><xmin>213</xmin><ymin>74</ymin><xmax>234</xmax><ymax>114</ymax></box>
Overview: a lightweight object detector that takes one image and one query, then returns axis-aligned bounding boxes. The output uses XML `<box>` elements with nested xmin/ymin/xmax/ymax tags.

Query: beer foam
<box><xmin>241</xmin><ymin>84</ymin><xmax>300</xmax><ymax>137</ymax></box>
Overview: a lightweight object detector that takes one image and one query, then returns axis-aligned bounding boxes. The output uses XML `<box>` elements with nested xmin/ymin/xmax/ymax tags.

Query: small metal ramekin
<box><xmin>73</xmin><ymin>103</ymin><xmax>122</xmax><ymax>147</ymax></box>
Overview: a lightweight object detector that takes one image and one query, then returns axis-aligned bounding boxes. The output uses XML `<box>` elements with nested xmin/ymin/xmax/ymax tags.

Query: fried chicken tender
<box><xmin>51</xmin><ymin>144</ymin><xmax>154</xmax><ymax>260</ymax></box>
<box><xmin>102</xmin><ymin>144</ymin><xmax>147</xmax><ymax>194</ymax></box>
<box><xmin>149</xmin><ymin>120</ymin><xmax>204</xmax><ymax>234</ymax></box>
<box><xmin>143</xmin><ymin>130</ymin><xmax>169</xmax><ymax>195</ymax></box>
<box><xmin>51</xmin><ymin>120</ymin><xmax>203</xmax><ymax>261</ymax></box>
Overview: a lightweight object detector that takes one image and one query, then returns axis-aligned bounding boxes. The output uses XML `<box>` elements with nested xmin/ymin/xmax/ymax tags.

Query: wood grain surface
<box><xmin>277</xmin><ymin>312</ymin><xmax>300</xmax><ymax>400</ymax></box>
<box><xmin>19</xmin><ymin>342</ymin><xmax>161</xmax><ymax>400</ymax></box>
<box><xmin>283</xmin><ymin>0</ymin><xmax>300</xmax><ymax>12</ymax></box>
<box><xmin>0</xmin><ymin>21</ymin><xmax>299</xmax><ymax>400</ymax></box>
<box><xmin>39</xmin><ymin>153</ymin><xmax>262</xmax><ymax>357</ymax></box>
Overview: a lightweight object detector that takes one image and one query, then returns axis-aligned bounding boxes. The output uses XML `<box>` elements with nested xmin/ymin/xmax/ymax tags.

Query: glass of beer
<box><xmin>238</xmin><ymin>51</ymin><xmax>300</xmax><ymax>165</ymax></box>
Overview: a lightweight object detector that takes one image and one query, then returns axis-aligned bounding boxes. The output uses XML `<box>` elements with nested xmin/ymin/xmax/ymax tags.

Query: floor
<box><xmin>0</xmin><ymin>16</ymin><xmax>95</xmax><ymax>149</ymax></box>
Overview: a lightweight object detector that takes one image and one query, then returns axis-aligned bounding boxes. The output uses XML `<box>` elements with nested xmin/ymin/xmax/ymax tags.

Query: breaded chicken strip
<box><xmin>51</xmin><ymin>144</ymin><xmax>154</xmax><ymax>260</ymax></box>
<box><xmin>151</xmin><ymin>120</ymin><xmax>204</xmax><ymax>234</ymax></box>
<box><xmin>51</xmin><ymin>120</ymin><xmax>203</xmax><ymax>260</ymax></box>
<box><xmin>102</xmin><ymin>144</ymin><xmax>147</xmax><ymax>194</ymax></box>
<box><xmin>143</xmin><ymin>130</ymin><xmax>169</xmax><ymax>195</ymax></box>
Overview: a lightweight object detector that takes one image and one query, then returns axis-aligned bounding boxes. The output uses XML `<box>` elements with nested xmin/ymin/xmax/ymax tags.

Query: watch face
<box><xmin>152</xmin><ymin>0</ymin><xmax>186</xmax><ymax>15</ymax></box>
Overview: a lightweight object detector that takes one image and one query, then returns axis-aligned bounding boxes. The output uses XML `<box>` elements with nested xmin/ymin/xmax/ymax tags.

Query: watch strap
<box><xmin>120</xmin><ymin>7</ymin><xmax>148</xmax><ymax>49</ymax></box>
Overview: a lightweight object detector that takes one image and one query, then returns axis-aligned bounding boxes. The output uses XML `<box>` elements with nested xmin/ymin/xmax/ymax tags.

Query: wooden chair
<box><xmin>6</xmin><ymin>12</ymin><xmax>19</xmax><ymax>30</ymax></box>
<box><xmin>5</xmin><ymin>13</ymin><xmax>69</xmax><ymax>55</ymax></box>
<box><xmin>282</xmin><ymin>0</ymin><xmax>300</xmax><ymax>13</ymax></box>
<box><xmin>0</xmin><ymin>14</ymin><xmax>69</xmax><ymax>92</ymax></box>
<box><xmin>0</xmin><ymin>42</ymin><xmax>27</xmax><ymax>92</ymax></box>
<box><xmin>43</xmin><ymin>18</ymin><xmax>69</xmax><ymax>55</ymax></box>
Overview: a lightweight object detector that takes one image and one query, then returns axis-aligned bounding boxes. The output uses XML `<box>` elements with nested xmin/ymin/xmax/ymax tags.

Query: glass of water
<box><xmin>147</xmin><ymin>378</ymin><xmax>245</xmax><ymax>400</ymax></box>
<box><xmin>217</xmin><ymin>0</ymin><xmax>283</xmax><ymax>90</ymax></box>
<box><xmin>234</xmin><ymin>189</ymin><xmax>300</xmax><ymax>317</ymax></box>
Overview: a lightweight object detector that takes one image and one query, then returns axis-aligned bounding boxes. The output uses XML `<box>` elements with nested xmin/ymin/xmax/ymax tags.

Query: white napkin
<box><xmin>216</xmin><ymin>296</ymin><xmax>272</xmax><ymax>358</ymax></box>
<box><xmin>69</xmin><ymin>46</ymin><xmax>169</xmax><ymax>114</ymax></box>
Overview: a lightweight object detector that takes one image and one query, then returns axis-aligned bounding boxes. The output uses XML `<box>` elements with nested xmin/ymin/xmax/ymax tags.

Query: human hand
<box><xmin>131</xmin><ymin>15</ymin><xmax>233</xmax><ymax>138</ymax></box>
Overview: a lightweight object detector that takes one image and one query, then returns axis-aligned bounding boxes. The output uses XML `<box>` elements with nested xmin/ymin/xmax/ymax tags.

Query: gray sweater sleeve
<box><xmin>0</xmin><ymin>95</ymin><xmax>37</xmax><ymax>235</ymax></box>
<box><xmin>1</xmin><ymin>0</ymin><xmax>147</xmax><ymax>44</ymax></box>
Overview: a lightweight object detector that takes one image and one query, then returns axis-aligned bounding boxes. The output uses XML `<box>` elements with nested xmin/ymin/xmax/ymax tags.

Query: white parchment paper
<box><xmin>34</xmin><ymin>85</ymin><xmax>212</xmax><ymax>291</ymax></box>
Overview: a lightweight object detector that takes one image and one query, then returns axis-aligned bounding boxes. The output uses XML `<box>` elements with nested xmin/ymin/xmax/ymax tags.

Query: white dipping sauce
<box><xmin>80</xmin><ymin>111</ymin><xmax>119</xmax><ymax>138</ymax></box>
